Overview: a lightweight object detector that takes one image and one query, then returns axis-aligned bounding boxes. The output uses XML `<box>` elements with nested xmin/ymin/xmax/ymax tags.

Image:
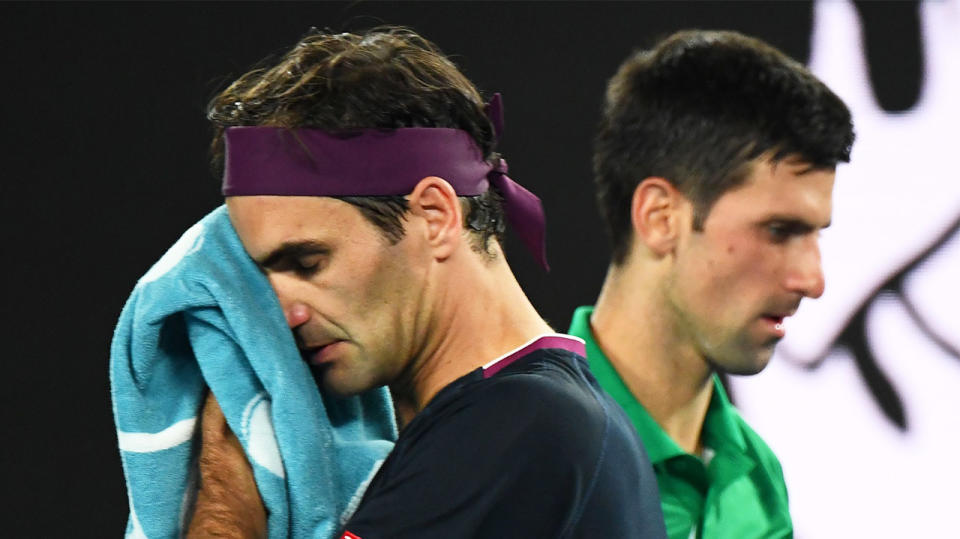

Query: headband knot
<box><xmin>483</xmin><ymin>157</ymin><xmax>549</xmax><ymax>271</ymax></box>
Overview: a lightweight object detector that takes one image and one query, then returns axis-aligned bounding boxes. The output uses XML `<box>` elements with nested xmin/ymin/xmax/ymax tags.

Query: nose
<box><xmin>784</xmin><ymin>238</ymin><xmax>826</xmax><ymax>299</ymax></box>
<box><xmin>267</xmin><ymin>273</ymin><xmax>312</xmax><ymax>329</ymax></box>
<box><xmin>283</xmin><ymin>302</ymin><xmax>311</xmax><ymax>329</ymax></box>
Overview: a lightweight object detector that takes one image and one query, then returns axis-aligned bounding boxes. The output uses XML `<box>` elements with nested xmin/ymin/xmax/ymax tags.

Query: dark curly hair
<box><xmin>208</xmin><ymin>26</ymin><xmax>505</xmax><ymax>250</ymax></box>
<box><xmin>594</xmin><ymin>30</ymin><xmax>855</xmax><ymax>264</ymax></box>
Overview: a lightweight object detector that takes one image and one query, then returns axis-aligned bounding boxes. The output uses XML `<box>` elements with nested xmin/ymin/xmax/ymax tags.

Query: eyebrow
<box><xmin>256</xmin><ymin>240</ymin><xmax>329</xmax><ymax>269</ymax></box>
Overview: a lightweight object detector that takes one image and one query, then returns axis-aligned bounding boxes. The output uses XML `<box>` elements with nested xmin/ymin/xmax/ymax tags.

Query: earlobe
<box><xmin>630</xmin><ymin>177</ymin><xmax>683</xmax><ymax>257</ymax></box>
<box><xmin>408</xmin><ymin>176</ymin><xmax>462</xmax><ymax>260</ymax></box>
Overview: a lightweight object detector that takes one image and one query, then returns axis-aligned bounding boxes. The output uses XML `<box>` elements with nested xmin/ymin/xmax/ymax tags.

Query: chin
<box><xmin>710</xmin><ymin>347</ymin><xmax>775</xmax><ymax>376</ymax></box>
<box><xmin>315</xmin><ymin>366</ymin><xmax>368</xmax><ymax>398</ymax></box>
<box><xmin>321</xmin><ymin>376</ymin><xmax>371</xmax><ymax>399</ymax></box>
<box><xmin>720</xmin><ymin>361</ymin><xmax>769</xmax><ymax>376</ymax></box>
<box><xmin>320</xmin><ymin>384</ymin><xmax>358</xmax><ymax>399</ymax></box>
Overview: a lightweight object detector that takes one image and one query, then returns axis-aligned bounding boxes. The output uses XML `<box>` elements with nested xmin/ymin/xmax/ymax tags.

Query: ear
<box><xmin>408</xmin><ymin>176</ymin><xmax>463</xmax><ymax>262</ymax></box>
<box><xmin>630</xmin><ymin>177</ymin><xmax>687</xmax><ymax>257</ymax></box>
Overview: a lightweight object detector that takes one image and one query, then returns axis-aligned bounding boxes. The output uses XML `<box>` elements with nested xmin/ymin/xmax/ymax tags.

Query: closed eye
<box><xmin>286</xmin><ymin>255</ymin><xmax>324</xmax><ymax>277</ymax></box>
<box><xmin>257</xmin><ymin>241</ymin><xmax>329</xmax><ymax>277</ymax></box>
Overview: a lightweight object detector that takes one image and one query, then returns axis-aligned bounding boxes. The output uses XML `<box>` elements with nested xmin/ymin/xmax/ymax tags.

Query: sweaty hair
<box><xmin>594</xmin><ymin>30</ymin><xmax>855</xmax><ymax>265</ymax></box>
<box><xmin>207</xmin><ymin>26</ymin><xmax>505</xmax><ymax>250</ymax></box>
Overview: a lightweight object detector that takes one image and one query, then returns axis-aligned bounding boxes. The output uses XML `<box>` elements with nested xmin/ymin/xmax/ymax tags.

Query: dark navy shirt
<box><xmin>340</xmin><ymin>335</ymin><xmax>667</xmax><ymax>538</ymax></box>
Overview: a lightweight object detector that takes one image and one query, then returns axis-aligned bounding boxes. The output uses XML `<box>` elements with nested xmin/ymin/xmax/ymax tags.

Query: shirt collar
<box><xmin>702</xmin><ymin>373</ymin><xmax>748</xmax><ymax>455</ymax></box>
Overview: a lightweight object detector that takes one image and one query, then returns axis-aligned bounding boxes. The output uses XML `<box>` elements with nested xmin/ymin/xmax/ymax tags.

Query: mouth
<box><xmin>301</xmin><ymin>340</ymin><xmax>344</xmax><ymax>366</ymax></box>
<box><xmin>760</xmin><ymin>311</ymin><xmax>794</xmax><ymax>338</ymax></box>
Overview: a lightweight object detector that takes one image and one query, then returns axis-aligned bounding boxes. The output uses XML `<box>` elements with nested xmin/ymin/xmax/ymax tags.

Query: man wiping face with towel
<box><xmin>189</xmin><ymin>27</ymin><xmax>667</xmax><ymax>538</ymax></box>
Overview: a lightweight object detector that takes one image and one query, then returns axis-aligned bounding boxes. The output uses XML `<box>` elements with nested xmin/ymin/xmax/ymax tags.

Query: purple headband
<box><xmin>222</xmin><ymin>96</ymin><xmax>548</xmax><ymax>270</ymax></box>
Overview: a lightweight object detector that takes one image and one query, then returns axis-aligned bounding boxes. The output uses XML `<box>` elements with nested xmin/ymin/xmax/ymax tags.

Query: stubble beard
<box><xmin>704</xmin><ymin>330</ymin><xmax>779</xmax><ymax>376</ymax></box>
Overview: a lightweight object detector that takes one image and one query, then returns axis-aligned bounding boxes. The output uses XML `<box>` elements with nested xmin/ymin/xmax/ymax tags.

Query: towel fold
<box><xmin>110</xmin><ymin>205</ymin><xmax>397</xmax><ymax>538</ymax></box>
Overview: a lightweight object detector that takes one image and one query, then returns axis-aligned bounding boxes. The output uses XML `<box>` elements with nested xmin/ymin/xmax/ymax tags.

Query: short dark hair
<box><xmin>594</xmin><ymin>30</ymin><xmax>855</xmax><ymax>264</ymax></box>
<box><xmin>208</xmin><ymin>26</ymin><xmax>505</xmax><ymax>250</ymax></box>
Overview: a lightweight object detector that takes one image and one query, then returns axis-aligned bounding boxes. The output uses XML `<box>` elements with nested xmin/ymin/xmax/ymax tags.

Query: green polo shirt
<box><xmin>569</xmin><ymin>306</ymin><xmax>792</xmax><ymax>539</ymax></box>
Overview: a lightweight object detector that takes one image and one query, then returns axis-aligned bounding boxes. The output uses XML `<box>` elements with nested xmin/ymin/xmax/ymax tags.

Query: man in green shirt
<box><xmin>569</xmin><ymin>30</ymin><xmax>855</xmax><ymax>538</ymax></box>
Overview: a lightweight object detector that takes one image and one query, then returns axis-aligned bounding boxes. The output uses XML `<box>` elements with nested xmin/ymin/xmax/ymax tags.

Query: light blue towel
<box><xmin>110</xmin><ymin>205</ymin><xmax>397</xmax><ymax>538</ymax></box>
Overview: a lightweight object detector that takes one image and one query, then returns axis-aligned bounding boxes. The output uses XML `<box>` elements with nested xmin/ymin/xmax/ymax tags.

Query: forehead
<box><xmin>226</xmin><ymin>196</ymin><xmax>369</xmax><ymax>257</ymax></box>
<box><xmin>705</xmin><ymin>158</ymin><xmax>836</xmax><ymax>227</ymax></box>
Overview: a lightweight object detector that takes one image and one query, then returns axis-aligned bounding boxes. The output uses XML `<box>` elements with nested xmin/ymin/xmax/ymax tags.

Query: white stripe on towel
<box><xmin>118</xmin><ymin>417</ymin><xmax>197</xmax><ymax>453</ymax></box>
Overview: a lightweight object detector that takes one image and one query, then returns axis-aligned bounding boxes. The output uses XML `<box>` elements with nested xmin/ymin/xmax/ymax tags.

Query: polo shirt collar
<box><xmin>702</xmin><ymin>374</ymin><xmax>748</xmax><ymax>455</ymax></box>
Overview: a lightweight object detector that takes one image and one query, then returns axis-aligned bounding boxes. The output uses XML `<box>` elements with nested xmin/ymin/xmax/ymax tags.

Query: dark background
<box><xmin>1</xmin><ymin>2</ymin><xmax>920</xmax><ymax>534</ymax></box>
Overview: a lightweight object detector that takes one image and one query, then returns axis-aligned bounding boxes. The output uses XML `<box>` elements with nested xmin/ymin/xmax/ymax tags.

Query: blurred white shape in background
<box><xmin>730</xmin><ymin>0</ymin><xmax>960</xmax><ymax>537</ymax></box>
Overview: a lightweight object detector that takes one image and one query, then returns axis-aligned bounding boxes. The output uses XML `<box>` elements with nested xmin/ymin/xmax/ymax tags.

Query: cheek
<box><xmin>679</xmin><ymin>238</ymin><xmax>771</xmax><ymax>309</ymax></box>
<box><xmin>694</xmin><ymin>240</ymin><xmax>753</xmax><ymax>285</ymax></box>
<box><xmin>345</xmin><ymin>256</ymin><xmax>416</xmax><ymax>330</ymax></box>
<box><xmin>713</xmin><ymin>245</ymin><xmax>784</xmax><ymax>315</ymax></box>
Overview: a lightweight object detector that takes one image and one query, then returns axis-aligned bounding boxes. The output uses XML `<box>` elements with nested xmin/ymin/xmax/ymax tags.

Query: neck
<box><xmin>591</xmin><ymin>261</ymin><xmax>714</xmax><ymax>454</ymax></box>
<box><xmin>391</xmin><ymin>247</ymin><xmax>553</xmax><ymax>427</ymax></box>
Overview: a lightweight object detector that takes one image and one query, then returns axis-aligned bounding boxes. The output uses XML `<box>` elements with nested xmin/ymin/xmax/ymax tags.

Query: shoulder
<box><xmin>344</xmin><ymin>350</ymin><xmax>642</xmax><ymax>536</ymax></box>
<box><xmin>471</xmin><ymin>349</ymin><xmax>656</xmax><ymax>490</ymax></box>
<box><xmin>395</xmin><ymin>348</ymin><xmax>606</xmax><ymax>448</ymax></box>
<box><xmin>391</xmin><ymin>348</ymin><xmax>620</xmax><ymax>474</ymax></box>
<box><xmin>345</xmin><ymin>348</ymin><xmax>666</xmax><ymax>537</ymax></box>
<box><xmin>480</xmin><ymin>349</ymin><xmax>612</xmax><ymax>437</ymax></box>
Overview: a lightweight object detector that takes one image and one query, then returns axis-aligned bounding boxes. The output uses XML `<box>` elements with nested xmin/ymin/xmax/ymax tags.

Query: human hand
<box><xmin>186</xmin><ymin>391</ymin><xmax>267</xmax><ymax>538</ymax></box>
